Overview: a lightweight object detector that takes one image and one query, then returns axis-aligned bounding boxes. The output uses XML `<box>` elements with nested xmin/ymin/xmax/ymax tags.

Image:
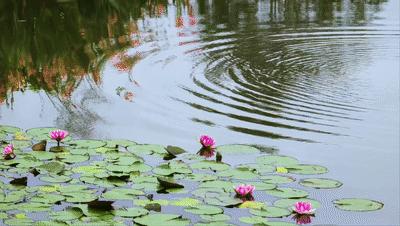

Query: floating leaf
<box><xmin>199</xmin><ymin>180</ymin><xmax>234</xmax><ymax>191</ymax></box>
<box><xmin>60</xmin><ymin>154</ymin><xmax>89</xmax><ymax>164</ymax></box>
<box><xmin>250</xmin><ymin>182</ymin><xmax>276</xmax><ymax>191</ymax></box>
<box><xmin>134</xmin><ymin>199</ymin><xmax>169</xmax><ymax>207</ymax></box>
<box><xmin>17</xmin><ymin>202</ymin><xmax>52</xmax><ymax>212</ymax></box>
<box><xmin>32</xmin><ymin>151</ymin><xmax>55</xmax><ymax>160</ymax></box>
<box><xmin>266</xmin><ymin>187</ymin><xmax>308</xmax><ymax>198</ymax></box>
<box><xmin>50</xmin><ymin>207</ymin><xmax>84</xmax><ymax>221</ymax></box>
<box><xmin>30</xmin><ymin>193</ymin><xmax>65</xmax><ymax>204</ymax></box>
<box><xmin>0</xmin><ymin>125</ymin><xmax>22</xmax><ymax>134</ymax></box>
<box><xmin>157</xmin><ymin>177</ymin><xmax>184</xmax><ymax>189</ymax></box>
<box><xmin>239</xmin><ymin>216</ymin><xmax>268</xmax><ymax>224</ymax></box>
<box><xmin>185</xmin><ymin>205</ymin><xmax>223</xmax><ymax>215</ymax></box>
<box><xmin>200</xmin><ymin>214</ymin><xmax>231</xmax><ymax>222</ymax></box>
<box><xmin>286</xmin><ymin>164</ymin><xmax>328</xmax><ymax>175</ymax></box>
<box><xmin>113</xmin><ymin>207</ymin><xmax>148</xmax><ymax>217</ymax></box>
<box><xmin>37</xmin><ymin>161</ymin><xmax>65</xmax><ymax>174</ymax></box>
<box><xmin>4</xmin><ymin>218</ymin><xmax>33</xmax><ymax>226</ymax></box>
<box><xmin>67</xmin><ymin>140</ymin><xmax>106</xmax><ymax>149</ymax></box>
<box><xmin>274</xmin><ymin>198</ymin><xmax>321</xmax><ymax>209</ymax></box>
<box><xmin>166</xmin><ymin>145</ymin><xmax>186</xmax><ymax>156</ymax></box>
<box><xmin>64</xmin><ymin>192</ymin><xmax>98</xmax><ymax>203</ymax></box>
<box><xmin>216</xmin><ymin>144</ymin><xmax>260</xmax><ymax>155</ymax></box>
<box><xmin>299</xmin><ymin>178</ymin><xmax>342</xmax><ymax>189</ymax></box>
<box><xmin>333</xmin><ymin>198</ymin><xmax>383</xmax><ymax>212</ymax></box>
<box><xmin>40</xmin><ymin>175</ymin><xmax>72</xmax><ymax>183</ymax></box>
<box><xmin>134</xmin><ymin>213</ymin><xmax>188</xmax><ymax>226</ymax></box>
<box><xmin>127</xmin><ymin>144</ymin><xmax>166</xmax><ymax>156</ymax></box>
<box><xmin>171</xmin><ymin>198</ymin><xmax>200</xmax><ymax>207</ymax></box>
<box><xmin>204</xmin><ymin>196</ymin><xmax>242</xmax><ymax>207</ymax></box>
<box><xmin>261</xmin><ymin>175</ymin><xmax>295</xmax><ymax>184</ymax></box>
<box><xmin>238</xmin><ymin>201</ymin><xmax>266</xmax><ymax>209</ymax></box>
<box><xmin>105</xmin><ymin>139</ymin><xmax>137</xmax><ymax>148</ymax></box>
<box><xmin>32</xmin><ymin>140</ymin><xmax>47</xmax><ymax>151</ymax></box>
<box><xmin>217</xmin><ymin>167</ymin><xmax>259</xmax><ymax>180</ymax></box>
<box><xmin>191</xmin><ymin>160</ymin><xmax>230</xmax><ymax>171</ymax></box>
<box><xmin>250</xmin><ymin>207</ymin><xmax>291</xmax><ymax>218</ymax></box>
<box><xmin>102</xmin><ymin>188</ymin><xmax>143</xmax><ymax>200</ymax></box>
<box><xmin>256</xmin><ymin>155</ymin><xmax>298</xmax><ymax>166</ymax></box>
<box><xmin>144</xmin><ymin>203</ymin><xmax>161</xmax><ymax>212</ymax></box>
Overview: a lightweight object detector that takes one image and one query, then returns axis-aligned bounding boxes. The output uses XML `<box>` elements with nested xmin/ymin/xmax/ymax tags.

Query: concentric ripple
<box><xmin>176</xmin><ymin>24</ymin><xmax>399</xmax><ymax>142</ymax></box>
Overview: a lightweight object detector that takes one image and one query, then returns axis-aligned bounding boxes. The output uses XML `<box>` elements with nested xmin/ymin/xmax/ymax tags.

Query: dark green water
<box><xmin>0</xmin><ymin>0</ymin><xmax>399</xmax><ymax>225</ymax></box>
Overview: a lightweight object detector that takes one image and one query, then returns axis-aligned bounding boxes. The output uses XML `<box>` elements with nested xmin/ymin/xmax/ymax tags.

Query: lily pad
<box><xmin>204</xmin><ymin>196</ymin><xmax>242</xmax><ymax>207</ymax></box>
<box><xmin>113</xmin><ymin>207</ymin><xmax>148</xmax><ymax>217</ymax></box>
<box><xmin>40</xmin><ymin>175</ymin><xmax>72</xmax><ymax>183</ymax></box>
<box><xmin>333</xmin><ymin>198</ymin><xmax>383</xmax><ymax>212</ymax></box>
<box><xmin>50</xmin><ymin>207</ymin><xmax>84</xmax><ymax>221</ymax></box>
<box><xmin>37</xmin><ymin>161</ymin><xmax>65</xmax><ymax>174</ymax></box>
<box><xmin>200</xmin><ymin>214</ymin><xmax>231</xmax><ymax>222</ymax></box>
<box><xmin>299</xmin><ymin>178</ymin><xmax>342</xmax><ymax>189</ymax></box>
<box><xmin>266</xmin><ymin>187</ymin><xmax>308</xmax><ymax>198</ymax></box>
<box><xmin>60</xmin><ymin>154</ymin><xmax>89</xmax><ymax>164</ymax></box>
<box><xmin>134</xmin><ymin>213</ymin><xmax>189</xmax><ymax>226</ymax></box>
<box><xmin>216</xmin><ymin>144</ymin><xmax>260</xmax><ymax>155</ymax></box>
<box><xmin>199</xmin><ymin>180</ymin><xmax>234</xmax><ymax>191</ymax></box>
<box><xmin>218</xmin><ymin>167</ymin><xmax>259</xmax><ymax>180</ymax></box>
<box><xmin>261</xmin><ymin>175</ymin><xmax>296</xmax><ymax>184</ymax></box>
<box><xmin>157</xmin><ymin>176</ymin><xmax>184</xmax><ymax>189</ymax></box>
<box><xmin>239</xmin><ymin>216</ymin><xmax>268</xmax><ymax>224</ymax></box>
<box><xmin>256</xmin><ymin>155</ymin><xmax>298</xmax><ymax>166</ymax></box>
<box><xmin>1</xmin><ymin>125</ymin><xmax>22</xmax><ymax>134</ymax></box>
<box><xmin>191</xmin><ymin>160</ymin><xmax>230</xmax><ymax>171</ymax></box>
<box><xmin>171</xmin><ymin>198</ymin><xmax>200</xmax><ymax>207</ymax></box>
<box><xmin>105</xmin><ymin>139</ymin><xmax>137</xmax><ymax>148</ymax></box>
<box><xmin>274</xmin><ymin>198</ymin><xmax>321</xmax><ymax>209</ymax></box>
<box><xmin>238</xmin><ymin>201</ymin><xmax>266</xmax><ymax>209</ymax></box>
<box><xmin>67</xmin><ymin>140</ymin><xmax>106</xmax><ymax>149</ymax></box>
<box><xmin>166</xmin><ymin>145</ymin><xmax>186</xmax><ymax>155</ymax></box>
<box><xmin>30</xmin><ymin>193</ymin><xmax>65</xmax><ymax>204</ymax></box>
<box><xmin>286</xmin><ymin>164</ymin><xmax>328</xmax><ymax>175</ymax></box>
<box><xmin>17</xmin><ymin>202</ymin><xmax>52</xmax><ymax>212</ymax></box>
<box><xmin>185</xmin><ymin>205</ymin><xmax>223</xmax><ymax>215</ymax></box>
<box><xmin>127</xmin><ymin>144</ymin><xmax>166</xmax><ymax>156</ymax></box>
<box><xmin>102</xmin><ymin>188</ymin><xmax>143</xmax><ymax>200</ymax></box>
<box><xmin>250</xmin><ymin>207</ymin><xmax>292</xmax><ymax>218</ymax></box>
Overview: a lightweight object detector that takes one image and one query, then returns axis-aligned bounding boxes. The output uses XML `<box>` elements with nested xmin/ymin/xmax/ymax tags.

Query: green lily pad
<box><xmin>239</xmin><ymin>216</ymin><xmax>268</xmax><ymax>224</ymax></box>
<box><xmin>64</xmin><ymin>192</ymin><xmax>98</xmax><ymax>203</ymax></box>
<box><xmin>32</xmin><ymin>151</ymin><xmax>55</xmax><ymax>160</ymax></box>
<box><xmin>1</xmin><ymin>125</ymin><xmax>22</xmax><ymax>134</ymax></box>
<box><xmin>256</xmin><ymin>155</ymin><xmax>298</xmax><ymax>166</ymax></box>
<box><xmin>2</xmin><ymin>190</ymin><xmax>25</xmax><ymax>203</ymax></box>
<box><xmin>105</xmin><ymin>139</ymin><xmax>137</xmax><ymax>148</ymax></box>
<box><xmin>166</xmin><ymin>145</ymin><xmax>186</xmax><ymax>155</ymax></box>
<box><xmin>204</xmin><ymin>196</ymin><xmax>242</xmax><ymax>207</ymax></box>
<box><xmin>238</xmin><ymin>201</ymin><xmax>266</xmax><ymax>209</ymax></box>
<box><xmin>266</xmin><ymin>187</ymin><xmax>308</xmax><ymax>198</ymax></box>
<box><xmin>171</xmin><ymin>198</ymin><xmax>200</xmax><ymax>207</ymax></box>
<box><xmin>30</xmin><ymin>193</ymin><xmax>65</xmax><ymax>204</ymax></box>
<box><xmin>10</xmin><ymin>140</ymin><xmax>32</xmax><ymax>149</ymax></box>
<box><xmin>134</xmin><ymin>199</ymin><xmax>169</xmax><ymax>207</ymax></box>
<box><xmin>238</xmin><ymin>163</ymin><xmax>275</xmax><ymax>174</ymax></box>
<box><xmin>191</xmin><ymin>160</ymin><xmax>230</xmax><ymax>171</ymax></box>
<box><xmin>60</xmin><ymin>154</ymin><xmax>90</xmax><ymax>164</ymax></box>
<box><xmin>300</xmin><ymin>178</ymin><xmax>342</xmax><ymax>189</ymax></box>
<box><xmin>286</xmin><ymin>164</ymin><xmax>328</xmax><ymax>175</ymax></box>
<box><xmin>199</xmin><ymin>180</ymin><xmax>234</xmax><ymax>191</ymax></box>
<box><xmin>67</xmin><ymin>140</ymin><xmax>106</xmax><ymax>149</ymax></box>
<box><xmin>34</xmin><ymin>221</ymin><xmax>68</xmax><ymax>226</ymax></box>
<box><xmin>185</xmin><ymin>205</ymin><xmax>223</xmax><ymax>215</ymax></box>
<box><xmin>127</xmin><ymin>144</ymin><xmax>166</xmax><ymax>156</ymax></box>
<box><xmin>333</xmin><ymin>198</ymin><xmax>383</xmax><ymax>212</ymax></box>
<box><xmin>26</xmin><ymin>127</ymin><xmax>58</xmax><ymax>137</ymax></box>
<box><xmin>37</xmin><ymin>161</ymin><xmax>65</xmax><ymax>174</ymax></box>
<box><xmin>250</xmin><ymin>207</ymin><xmax>292</xmax><ymax>218</ymax></box>
<box><xmin>102</xmin><ymin>188</ymin><xmax>143</xmax><ymax>200</ymax></box>
<box><xmin>250</xmin><ymin>182</ymin><xmax>276</xmax><ymax>190</ymax></box>
<box><xmin>113</xmin><ymin>207</ymin><xmax>148</xmax><ymax>217</ymax></box>
<box><xmin>273</xmin><ymin>198</ymin><xmax>321</xmax><ymax>209</ymax></box>
<box><xmin>17</xmin><ymin>202</ymin><xmax>52</xmax><ymax>212</ymax></box>
<box><xmin>50</xmin><ymin>207</ymin><xmax>84</xmax><ymax>221</ymax></box>
<box><xmin>40</xmin><ymin>175</ymin><xmax>72</xmax><ymax>183</ymax></box>
<box><xmin>218</xmin><ymin>167</ymin><xmax>259</xmax><ymax>180</ymax></box>
<box><xmin>261</xmin><ymin>175</ymin><xmax>296</xmax><ymax>184</ymax></box>
<box><xmin>157</xmin><ymin>177</ymin><xmax>184</xmax><ymax>189</ymax></box>
<box><xmin>200</xmin><ymin>214</ymin><xmax>231</xmax><ymax>222</ymax></box>
<box><xmin>4</xmin><ymin>218</ymin><xmax>33</xmax><ymax>226</ymax></box>
<box><xmin>134</xmin><ymin>213</ymin><xmax>189</xmax><ymax>226</ymax></box>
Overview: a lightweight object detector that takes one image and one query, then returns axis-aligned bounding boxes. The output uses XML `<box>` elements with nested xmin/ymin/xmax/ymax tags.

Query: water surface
<box><xmin>0</xmin><ymin>0</ymin><xmax>399</xmax><ymax>225</ymax></box>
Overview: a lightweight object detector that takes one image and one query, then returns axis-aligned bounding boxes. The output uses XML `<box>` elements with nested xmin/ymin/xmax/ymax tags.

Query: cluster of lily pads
<box><xmin>0</xmin><ymin>125</ymin><xmax>384</xmax><ymax>226</ymax></box>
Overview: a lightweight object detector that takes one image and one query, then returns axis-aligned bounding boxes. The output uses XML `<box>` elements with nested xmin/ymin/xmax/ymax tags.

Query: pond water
<box><xmin>0</xmin><ymin>0</ymin><xmax>399</xmax><ymax>225</ymax></box>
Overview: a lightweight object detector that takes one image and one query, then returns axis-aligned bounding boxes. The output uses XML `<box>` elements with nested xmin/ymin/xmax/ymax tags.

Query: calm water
<box><xmin>0</xmin><ymin>0</ymin><xmax>399</xmax><ymax>225</ymax></box>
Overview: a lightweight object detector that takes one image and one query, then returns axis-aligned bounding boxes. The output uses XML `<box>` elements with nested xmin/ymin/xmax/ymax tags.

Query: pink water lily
<box><xmin>234</xmin><ymin>184</ymin><xmax>255</xmax><ymax>198</ymax></box>
<box><xmin>3</xmin><ymin>144</ymin><xmax>15</xmax><ymax>159</ymax></box>
<box><xmin>199</xmin><ymin>135</ymin><xmax>215</xmax><ymax>148</ymax></box>
<box><xmin>50</xmin><ymin>129</ymin><xmax>69</xmax><ymax>146</ymax></box>
<box><xmin>293</xmin><ymin>202</ymin><xmax>316</xmax><ymax>215</ymax></box>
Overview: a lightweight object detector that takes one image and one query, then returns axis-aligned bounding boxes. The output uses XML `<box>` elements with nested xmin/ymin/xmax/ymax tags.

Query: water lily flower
<box><xmin>50</xmin><ymin>129</ymin><xmax>69</xmax><ymax>147</ymax></box>
<box><xmin>199</xmin><ymin>135</ymin><xmax>215</xmax><ymax>149</ymax></box>
<box><xmin>234</xmin><ymin>184</ymin><xmax>255</xmax><ymax>200</ymax></box>
<box><xmin>293</xmin><ymin>201</ymin><xmax>316</xmax><ymax>215</ymax></box>
<box><xmin>3</xmin><ymin>144</ymin><xmax>15</xmax><ymax>159</ymax></box>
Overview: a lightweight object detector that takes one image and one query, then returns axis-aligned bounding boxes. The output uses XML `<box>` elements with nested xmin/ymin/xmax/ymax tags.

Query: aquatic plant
<box><xmin>293</xmin><ymin>201</ymin><xmax>316</xmax><ymax>215</ymax></box>
<box><xmin>234</xmin><ymin>184</ymin><xmax>255</xmax><ymax>201</ymax></box>
<box><xmin>2</xmin><ymin>144</ymin><xmax>15</xmax><ymax>159</ymax></box>
<box><xmin>49</xmin><ymin>130</ymin><xmax>69</xmax><ymax>147</ymax></box>
<box><xmin>199</xmin><ymin>135</ymin><xmax>215</xmax><ymax>149</ymax></box>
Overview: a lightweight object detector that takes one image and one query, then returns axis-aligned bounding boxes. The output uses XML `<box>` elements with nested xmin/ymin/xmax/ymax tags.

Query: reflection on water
<box><xmin>0</xmin><ymin>1</ymin><xmax>399</xmax><ymax>224</ymax></box>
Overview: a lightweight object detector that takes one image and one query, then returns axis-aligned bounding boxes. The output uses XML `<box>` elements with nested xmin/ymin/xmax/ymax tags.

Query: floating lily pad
<box><xmin>134</xmin><ymin>199</ymin><xmax>169</xmax><ymax>207</ymax></box>
<box><xmin>37</xmin><ymin>161</ymin><xmax>65</xmax><ymax>174</ymax></box>
<box><xmin>64</xmin><ymin>192</ymin><xmax>98</xmax><ymax>203</ymax></box>
<box><xmin>216</xmin><ymin>144</ymin><xmax>260</xmax><ymax>155</ymax></box>
<box><xmin>67</xmin><ymin>140</ymin><xmax>106</xmax><ymax>149</ymax></box>
<box><xmin>4</xmin><ymin>218</ymin><xmax>33</xmax><ymax>226</ymax></box>
<box><xmin>238</xmin><ymin>201</ymin><xmax>266</xmax><ymax>209</ymax></box>
<box><xmin>17</xmin><ymin>202</ymin><xmax>52</xmax><ymax>212</ymax></box>
<box><xmin>127</xmin><ymin>144</ymin><xmax>166</xmax><ymax>156</ymax></box>
<box><xmin>134</xmin><ymin>213</ymin><xmax>189</xmax><ymax>226</ymax></box>
<box><xmin>200</xmin><ymin>214</ymin><xmax>231</xmax><ymax>222</ymax></box>
<box><xmin>300</xmin><ymin>178</ymin><xmax>342</xmax><ymax>189</ymax></box>
<box><xmin>191</xmin><ymin>160</ymin><xmax>230</xmax><ymax>171</ymax></box>
<box><xmin>239</xmin><ymin>216</ymin><xmax>268</xmax><ymax>224</ymax></box>
<box><xmin>40</xmin><ymin>175</ymin><xmax>72</xmax><ymax>183</ymax></box>
<box><xmin>33</xmin><ymin>221</ymin><xmax>68</xmax><ymax>226</ymax></box>
<box><xmin>50</xmin><ymin>207</ymin><xmax>84</xmax><ymax>221</ymax></box>
<box><xmin>274</xmin><ymin>198</ymin><xmax>321</xmax><ymax>209</ymax></box>
<box><xmin>333</xmin><ymin>198</ymin><xmax>383</xmax><ymax>212</ymax></box>
<box><xmin>185</xmin><ymin>205</ymin><xmax>223</xmax><ymax>215</ymax></box>
<box><xmin>261</xmin><ymin>175</ymin><xmax>296</xmax><ymax>184</ymax></box>
<box><xmin>0</xmin><ymin>125</ymin><xmax>22</xmax><ymax>134</ymax></box>
<box><xmin>60</xmin><ymin>154</ymin><xmax>89</xmax><ymax>164</ymax></box>
<box><xmin>171</xmin><ymin>198</ymin><xmax>200</xmax><ymax>207</ymax></box>
<box><xmin>166</xmin><ymin>145</ymin><xmax>186</xmax><ymax>156</ymax></box>
<box><xmin>102</xmin><ymin>188</ymin><xmax>143</xmax><ymax>200</ymax></box>
<box><xmin>286</xmin><ymin>164</ymin><xmax>328</xmax><ymax>175</ymax></box>
<box><xmin>199</xmin><ymin>180</ymin><xmax>234</xmax><ymax>191</ymax></box>
<box><xmin>256</xmin><ymin>155</ymin><xmax>298</xmax><ymax>166</ymax></box>
<box><xmin>30</xmin><ymin>193</ymin><xmax>65</xmax><ymax>204</ymax></box>
<box><xmin>157</xmin><ymin>176</ymin><xmax>184</xmax><ymax>189</ymax></box>
<box><xmin>32</xmin><ymin>151</ymin><xmax>55</xmax><ymax>160</ymax></box>
<box><xmin>250</xmin><ymin>207</ymin><xmax>292</xmax><ymax>218</ymax></box>
<box><xmin>218</xmin><ymin>167</ymin><xmax>259</xmax><ymax>180</ymax></box>
<box><xmin>105</xmin><ymin>139</ymin><xmax>137</xmax><ymax>148</ymax></box>
<box><xmin>238</xmin><ymin>163</ymin><xmax>275</xmax><ymax>174</ymax></box>
<box><xmin>250</xmin><ymin>182</ymin><xmax>276</xmax><ymax>190</ymax></box>
<box><xmin>113</xmin><ymin>207</ymin><xmax>148</xmax><ymax>217</ymax></box>
<box><xmin>266</xmin><ymin>187</ymin><xmax>308</xmax><ymax>198</ymax></box>
<box><xmin>204</xmin><ymin>196</ymin><xmax>242</xmax><ymax>207</ymax></box>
